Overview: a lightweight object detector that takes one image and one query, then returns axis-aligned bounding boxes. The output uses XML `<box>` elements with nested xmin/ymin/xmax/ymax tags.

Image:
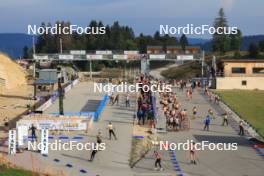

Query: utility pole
<box><xmin>89</xmin><ymin>59</ymin><xmax>92</xmax><ymax>80</ymax></box>
<box><xmin>32</xmin><ymin>36</ymin><xmax>36</xmax><ymax>55</ymax></box>
<box><xmin>57</xmin><ymin>67</ymin><xmax>64</xmax><ymax>115</ymax></box>
<box><xmin>32</xmin><ymin>36</ymin><xmax>37</xmax><ymax>100</ymax></box>
<box><xmin>201</xmin><ymin>50</ymin><xmax>205</xmax><ymax>87</ymax></box>
<box><xmin>33</xmin><ymin>62</ymin><xmax>36</xmax><ymax>100</ymax></box>
<box><xmin>212</xmin><ymin>55</ymin><xmax>216</xmax><ymax>77</ymax></box>
<box><xmin>60</xmin><ymin>38</ymin><xmax>62</xmax><ymax>54</ymax></box>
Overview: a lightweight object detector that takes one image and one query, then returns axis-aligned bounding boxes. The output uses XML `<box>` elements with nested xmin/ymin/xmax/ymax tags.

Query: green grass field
<box><xmin>0</xmin><ymin>165</ymin><xmax>32</xmax><ymax>176</ymax></box>
<box><xmin>215</xmin><ymin>90</ymin><xmax>264</xmax><ymax>137</ymax></box>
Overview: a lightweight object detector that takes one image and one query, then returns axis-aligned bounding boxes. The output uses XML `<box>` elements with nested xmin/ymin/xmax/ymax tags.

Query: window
<box><xmin>231</xmin><ymin>67</ymin><xmax>246</xmax><ymax>74</ymax></box>
<box><xmin>242</xmin><ymin>80</ymin><xmax>247</xmax><ymax>86</ymax></box>
<box><xmin>252</xmin><ymin>67</ymin><xmax>264</xmax><ymax>74</ymax></box>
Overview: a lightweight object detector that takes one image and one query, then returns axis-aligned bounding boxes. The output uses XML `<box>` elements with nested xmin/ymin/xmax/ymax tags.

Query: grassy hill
<box><xmin>161</xmin><ymin>61</ymin><xmax>201</xmax><ymax>80</ymax></box>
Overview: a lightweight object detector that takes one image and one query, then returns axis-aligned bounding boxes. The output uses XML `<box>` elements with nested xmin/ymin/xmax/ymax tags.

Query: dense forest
<box><xmin>22</xmin><ymin>8</ymin><xmax>264</xmax><ymax>61</ymax></box>
<box><xmin>33</xmin><ymin>21</ymin><xmax>178</xmax><ymax>54</ymax></box>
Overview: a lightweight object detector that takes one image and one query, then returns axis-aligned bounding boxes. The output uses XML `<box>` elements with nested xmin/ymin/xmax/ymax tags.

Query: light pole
<box><xmin>57</xmin><ymin>67</ymin><xmax>64</xmax><ymax>115</ymax></box>
<box><xmin>60</xmin><ymin>38</ymin><xmax>63</xmax><ymax>54</ymax></box>
<box><xmin>89</xmin><ymin>59</ymin><xmax>92</xmax><ymax>80</ymax></box>
<box><xmin>201</xmin><ymin>50</ymin><xmax>205</xmax><ymax>87</ymax></box>
<box><xmin>32</xmin><ymin>36</ymin><xmax>37</xmax><ymax>100</ymax></box>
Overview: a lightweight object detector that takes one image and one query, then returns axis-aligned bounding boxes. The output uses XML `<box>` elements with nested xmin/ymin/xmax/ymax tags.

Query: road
<box><xmin>4</xmin><ymin>81</ymin><xmax>264</xmax><ymax>176</ymax></box>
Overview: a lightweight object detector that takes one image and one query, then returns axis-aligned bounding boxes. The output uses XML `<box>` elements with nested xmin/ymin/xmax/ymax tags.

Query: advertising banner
<box><xmin>113</xmin><ymin>54</ymin><xmax>128</xmax><ymax>60</ymax></box>
<box><xmin>41</xmin><ymin>129</ymin><xmax>49</xmax><ymax>154</ymax></box>
<box><xmin>124</xmin><ymin>50</ymin><xmax>139</xmax><ymax>54</ymax></box>
<box><xmin>177</xmin><ymin>55</ymin><xmax>194</xmax><ymax>60</ymax></box>
<box><xmin>95</xmin><ymin>50</ymin><xmax>112</xmax><ymax>55</ymax></box>
<box><xmin>70</xmin><ymin>50</ymin><xmax>86</xmax><ymax>55</ymax></box>
<box><xmin>59</xmin><ymin>54</ymin><xmax>74</xmax><ymax>60</ymax></box>
<box><xmin>149</xmin><ymin>54</ymin><xmax>166</xmax><ymax>59</ymax></box>
<box><xmin>33</xmin><ymin>55</ymin><xmax>49</xmax><ymax>60</ymax></box>
<box><xmin>86</xmin><ymin>54</ymin><xmax>103</xmax><ymax>60</ymax></box>
<box><xmin>17</xmin><ymin>125</ymin><xmax>28</xmax><ymax>146</ymax></box>
<box><xmin>8</xmin><ymin>130</ymin><xmax>16</xmax><ymax>155</ymax></box>
<box><xmin>17</xmin><ymin>118</ymin><xmax>87</xmax><ymax>131</ymax></box>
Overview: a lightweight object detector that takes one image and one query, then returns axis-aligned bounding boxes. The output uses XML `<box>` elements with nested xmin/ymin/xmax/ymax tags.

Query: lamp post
<box><xmin>57</xmin><ymin>67</ymin><xmax>64</xmax><ymax>115</ymax></box>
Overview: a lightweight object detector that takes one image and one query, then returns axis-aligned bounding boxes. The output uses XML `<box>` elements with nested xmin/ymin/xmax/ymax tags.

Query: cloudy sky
<box><xmin>0</xmin><ymin>0</ymin><xmax>263</xmax><ymax>38</ymax></box>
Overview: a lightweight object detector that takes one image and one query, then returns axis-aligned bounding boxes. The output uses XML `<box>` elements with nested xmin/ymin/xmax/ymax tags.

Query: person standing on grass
<box><xmin>108</xmin><ymin>122</ymin><xmax>117</xmax><ymax>140</ymax></box>
<box><xmin>154</xmin><ymin>151</ymin><xmax>163</xmax><ymax>171</ymax></box>
<box><xmin>239</xmin><ymin>121</ymin><xmax>245</xmax><ymax>136</ymax></box>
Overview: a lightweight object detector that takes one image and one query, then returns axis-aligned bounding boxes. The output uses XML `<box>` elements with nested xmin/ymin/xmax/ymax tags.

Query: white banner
<box><xmin>177</xmin><ymin>55</ymin><xmax>194</xmax><ymax>60</ymax></box>
<box><xmin>113</xmin><ymin>55</ymin><xmax>128</xmax><ymax>60</ymax></box>
<box><xmin>96</xmin><ymin>50</ymin><xmax>112</xmax><ymax>55</ymax></box>
<box><xmin>149</xmin><ymin>54</ymin><xmax>166</xmax><ymax>59</ymax></box>
<box><xmin>17</xmin><ymin>125</ymin><xmax>28</xmax><ymax>146</ymax></box>
<box><xmin>124</xmin><ymin>50</ymin><xmax>139</xmax><ymax>54</ymax></box>
<box><xmin>33</xmin><ymin>55</ymin><xmax>49</xmax><ymax>60</ymax></box>
<box><xmin>41</xmin><ymin>129</ymin><xmax>49</xmax><ymax>154</ymax></box>
<box><xmin>86</xmin><ymin>55</ymin><xmax>103</xmax><ymax>60</ymax></box>
<box><xmin>8</xmin><ymin>130</ymin><xmax>16</xmax><ymax>155</ymax></box>
<box><xmin>70</xmin><ymin>50</ymin><xmax>86</xmax><ymax>55</ymax></box>
<box><xmin>59</xmin><ymin>54</ymin><xmax>74</xmax><ymax>60</ymax></box>
<box><xmin>17</xmin><ymin>118</ymin><xmax>87</xmax><ymax>131</ymax></box>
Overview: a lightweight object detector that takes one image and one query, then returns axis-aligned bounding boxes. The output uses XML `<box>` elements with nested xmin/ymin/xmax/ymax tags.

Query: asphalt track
<box><xmin>5</xmin><ymin>81</ymin><xmax>264</xmax><ymax>176</ymax></box>
<box><xmin>134</xmin><ymin>87</ymin><xmax>264</xmax><ymax>176</ymax></box>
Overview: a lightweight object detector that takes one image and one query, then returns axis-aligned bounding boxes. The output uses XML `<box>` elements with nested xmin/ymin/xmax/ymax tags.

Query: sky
<box><xmin>0</xmin><ymin>0</ymin><xmax>263</xmax><ymax>38</ymax></box>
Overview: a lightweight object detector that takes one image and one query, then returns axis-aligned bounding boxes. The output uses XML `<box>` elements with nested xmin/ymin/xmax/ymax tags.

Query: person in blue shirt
<box><xmin>203</xmin><ymin>115</ymin><xmax>211</xmax><ymax>131</ymax></box>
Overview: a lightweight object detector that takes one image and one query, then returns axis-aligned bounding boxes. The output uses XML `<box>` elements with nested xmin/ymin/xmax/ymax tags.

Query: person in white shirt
<box><xmin>108</xmin><ymin>122</ymin><xmax>117</xmax><ymax>140</ymax></box>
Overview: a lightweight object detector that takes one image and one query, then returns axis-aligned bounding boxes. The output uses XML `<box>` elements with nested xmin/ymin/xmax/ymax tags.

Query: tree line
<box><xmin>29</xmin><ymin>21</ymin><xmax>184</xmax><ymax>54</ymax></box>
<box><xmin>23</xmin><ymin>8</ymin><xmax>264</xmax><ymax>59</ymax></box>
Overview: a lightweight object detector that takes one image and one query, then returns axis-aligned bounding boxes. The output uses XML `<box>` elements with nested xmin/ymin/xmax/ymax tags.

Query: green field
<box><xmin>0</xmin><ymin>164</ymin><xmax>41</xmax><ymax>176</ymax></box>
<box><xmin>215</xmin><ymin>90</ymin><xmax>264</xmax><ymax>137</ymax></box>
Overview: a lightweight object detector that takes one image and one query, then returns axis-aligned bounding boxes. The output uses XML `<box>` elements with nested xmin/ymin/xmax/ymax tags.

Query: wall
<box><xmin>224</xmin><ymin>62</ymin><xmax>264</xmax><ymax>77</ymax></box>
<box><xmin>216</xmin><ymin>77</ymin><xmax>264</xmax><ymax>90</ymax></box>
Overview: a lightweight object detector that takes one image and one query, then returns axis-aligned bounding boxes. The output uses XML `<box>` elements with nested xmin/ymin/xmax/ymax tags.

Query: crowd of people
<box><xmin>94</xmin><ymin>78</ymin><xmax>246</xmax><ymax>167</ymax></box>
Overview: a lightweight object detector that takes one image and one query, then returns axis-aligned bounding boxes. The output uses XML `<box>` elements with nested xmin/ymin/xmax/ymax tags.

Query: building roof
<box><xmin>166</xmin><ymin>46</ymin><xmax>181</xmax><ymax>49</ymax></box>
<box><xmin>166</xmin><ymin>45</ymin><xmax>201</xmax><ymax>49</ymax></box>
<box><xmin>147</xmin><ymin>45</ymin><xmax>163</xmax><ymax>49</ymax></box>
<box><xmin>222</xmin><ymin>59</ymin><xmax>264</xmax><ymax>63</ymax></box>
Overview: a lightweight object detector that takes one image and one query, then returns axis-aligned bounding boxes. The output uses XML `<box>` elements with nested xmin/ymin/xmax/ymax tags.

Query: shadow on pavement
<box><xmin>193</xmin><ymin>134</ymin><xmax>251</xmax><ymax>147</ymax></box>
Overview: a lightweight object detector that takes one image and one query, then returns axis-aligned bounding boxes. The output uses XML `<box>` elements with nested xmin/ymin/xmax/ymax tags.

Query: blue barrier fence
<box><xmin>94</xmin><ymin>95</ymin><xmax>108</xmax><ymax>121</ymax></box>
<box><xmin>50</xmin><ymin>112</ymin><xmax>96</xmax><ymax>117</ymax></box>
<box><xmin>49</xmin><ymin>95</ymin><xmax>108</xmax><ymax>121</ymax></box>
